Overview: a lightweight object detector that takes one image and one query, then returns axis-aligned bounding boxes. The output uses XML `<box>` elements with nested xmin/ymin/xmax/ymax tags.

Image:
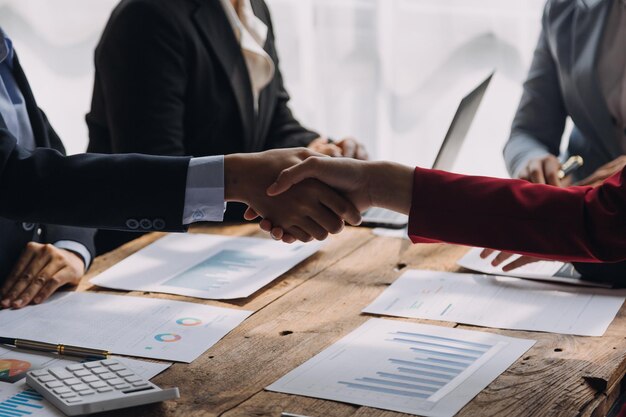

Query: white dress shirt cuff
<box><xmin>183</xmin><ymin>156</ymin><xmax>226</xmax><ymax>224</ymax></box>
<box><xmin>53</xmin><ymin>241</ymin><xmax>92</xmax><ymax>271</ymax></box>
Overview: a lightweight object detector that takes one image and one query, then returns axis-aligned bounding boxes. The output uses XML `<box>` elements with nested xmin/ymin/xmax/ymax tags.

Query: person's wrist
<box><xmin>224</xmin><ymin>154</ymin><xmax>251</xmax><ymax>203</ymax></box>
<box><xmin>370</xmin><ymin>161</ymin><xmax>414</xmax><ymax>214</ymax></box>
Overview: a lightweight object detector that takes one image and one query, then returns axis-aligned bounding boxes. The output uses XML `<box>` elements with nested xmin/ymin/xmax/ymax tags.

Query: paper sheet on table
<box><xmin>90</xmin><ymin>233</ymin><xmax>322</xmax><ymax>300</ymax></box>
<box><xmin>363</xmin><ymin>270</ymin><xmax>626</xmax><ymax>336</ymax></box>
<box><xmin>0</xmin><ymin>292</ymin><xmax>251</xmax><ymax>362</ymax></box>
<box><xmin>0</xmin><ymin>351</ymin><xmax>170</xmax><ymax>417</ymax></box>
<box><xmin>267</xmin><ymin>318</ymin><xmax>534</xmax><ymax>417</ymax></box>
<box><xmin>457</xmin><ymin>248</ymin><xmax>610</xmax><ymax>287</ymax></box>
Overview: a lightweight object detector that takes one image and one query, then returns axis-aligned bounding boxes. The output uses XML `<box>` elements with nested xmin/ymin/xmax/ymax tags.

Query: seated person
<box><xmin>501</xmin><ymin>0</ymin><xmax>626</xmax><ymax>278</ymax></box>
<box><xmin>0</xmin><ymin>30</ymin><xmax>94</xmax><ymax>309</ymax></box>
<box><xmin>86</xmin><ymin>0</ymin><xmax>367</xmax><ymax>254</ymax></box>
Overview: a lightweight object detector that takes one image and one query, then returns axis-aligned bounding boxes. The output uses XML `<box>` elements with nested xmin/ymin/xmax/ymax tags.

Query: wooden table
<box><xmin>80</xmin><ymin>224</ymin><xmax>626</xmax><ymax>417</ymax></box>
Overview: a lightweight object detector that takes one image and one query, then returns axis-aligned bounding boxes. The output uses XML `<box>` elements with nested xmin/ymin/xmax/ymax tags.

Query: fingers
<box><xmin>267</xmin><ymin>158</ymin><xmax>320</xmax><ymax>196</ymax></box>
<box><xmin>355</xmin><ymin>143</ymin><xmax>369</xmax><ymax>160</ymax></box>
<box><xmin>542</xmin><ymin>157</ymin><xmax>561</xmax><ymax>186</ymax></box>
<box><xmin>479</xmin><ymin>249</ymin><xmax>495</xmax><ymax>259</ymax></box>
<box><xmin>491</xmin><ymin>252</ymin><xmax>515</xmax><ymax>267</ymax></box>
<box><xmin>502</xmin><ymin>256</ymin><xmax>541</xmax><ymax>272</ymax></box>
<box><xmin>307</xmin><ymin>138</ymin><xmax>343</xmax><ymax>157</ymax></box>
<box><xmin>337</xmin><ymin>138</ymin><xmax>357</xmax><ymax>158</ymax></box>
<box><xmin>285</xmin><ymin>226</ymin><xmax>314</xmax><ymax>243</ymax></box>
<box><xmin>318</xmin><ymin>189</ymin><xmax>361</xmax><ymax>227</ymax></box>
<box><xmin>33</xmin><ymin>269</ymin><xmax>72</xmax><ymax>305</ymax></box>
<box><xmin>244</xmin><ymin>207</ymin><xmax>260</xmax><ymax>221</ymax></box>
<box><xmin>1</xmin><ymin>244</ymin><xmax>54</xmax><ymax>309</ymax></box>
<box><xmin>1</xmin><ymin>244</ymin><xmax>38</xmax><ymax>300</ymax></box>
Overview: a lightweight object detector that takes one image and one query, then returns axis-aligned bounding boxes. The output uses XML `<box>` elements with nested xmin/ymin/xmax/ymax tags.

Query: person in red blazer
<box><xmin>257</xmin><ymin>157</ymin><xmax>626</xmax><ymax>264</ymax></box>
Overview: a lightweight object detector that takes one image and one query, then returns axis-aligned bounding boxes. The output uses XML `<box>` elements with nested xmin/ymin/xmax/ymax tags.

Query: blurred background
<box><xmin>0</xmin><ymin>0</ymin><xmax>550</xmax><ymax>178</ymax></box>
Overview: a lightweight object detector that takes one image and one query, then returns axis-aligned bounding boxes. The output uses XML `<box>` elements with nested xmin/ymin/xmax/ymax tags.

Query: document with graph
<box><xmin>0</xmin><ymin>292</ymin><xmax>251</xmax><ymax>362</ymax></box>
<box><xmin>457</xmin><ymin>248</ymin><xmax>610</xmax><ymax>287</ymax></box>
<box><xmin>267</xmin><ymin>318</ymin><xmax>534</xmax><ymax>417</ymax></box>
<box><xmin>0</xmin><ymin>353</ymin><xmax>170</xmax><ymax>417</ymax></box>
<box><xmin>91</xmin><ymin>233</ymin><xmax>323</xmax><ymax>300</ymax></box>
<box><xmin>363</xmin><ymin>270</ymin><xmax>626</xmax><ymax>336</ymax></box>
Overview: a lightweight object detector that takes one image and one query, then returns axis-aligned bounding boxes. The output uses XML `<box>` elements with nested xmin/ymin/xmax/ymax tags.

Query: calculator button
<box><xmin>38</xmin><ymin>375</ymin><xmax>55</xmax><ymax>383</ymax></box>
<box><xmin>89</xmin><ymin>381</ymin><xmax>107</xmax><ymax>389</ymax></box>
<box><xmin>125</xmin><ymin>376</ymin><xmax>142</xmax><ymax>383</ymax></box>
<box><xmin>49</xmin><ymin>368</ymin><xmax>74</xmax><ymax>380</ymax></box>
<box><xmin>79</xmin><ymin>390</ymin><xmax>95</xmax><ymax>396</ymax></box>
<box><xmin>117</xmin><ymin>370</ymin><xmax>134</xmax><ymax>377</ymax></box>
<box><xmin>97</xmin><ymin>387</ymin><xmax>114</xmax><ymax>393</ymax></box>
<box><xmin>91</xmin><ymin>367</ymin><xmax>108</xmax><ymax>374</ymax></box>
<box><xmin>53</xmin><ymin>387</ymin><xmax>72</xmax><ymax>394</ymax></box>
<box><xmin>132</xmin><ymin>382</ymin><xmax>149</xmax><ymax>387</ymax></box>
<box><xmin>61</xmin><ymin>393</ymin><xmax>77</xmax><ymax>399</ymax></box>
<box><xmin>83</xmin><ymin>362</ymin><xmax>101</xmax><ymax>369</ymax></box>
<box><xmin>66</xmin><ymin>364</ymin><xmax>84</xmax><ymax>371</ymax></box>
<box><xmin>73</xmin><ymin>370</ymin><xmax>91</xmax><ymax>377</ymax></box>
<box><xmin>45</xmin><ymin>381</ymin><xmax>64</xmax><ymax>389</ymax></box>
<box><xmin>101</xmin><ymin>360</ymin><xmax>118</xmax><ymax>367</ymax></box>
<box><xmin>100</xmin><ymin>372</ymin><xmax>116</xmax><ymax>380</ymax></box>
<box><xmin>108</xmin><ymin>364</ymin><xmax>125</xmax><ymax>372</ymax></box>
<box><xmin>66</xmin><ymin>398</ymin><xmax>82</xmax><ymax>403</ymax></box>
<box><xmin>82</xmin><ymin>375</ymin><xmax>99</xmax><ymax>383</ymax></box>
<box><xmin>115</xmin><ymin>384</ymin><xmax>131</xmax><ymax>390</ymax></box>
<box><xmin>72</xmin><ymin>384</ymin><xmax>90</xmax><ymax>392</ymax></box>
<box><xmin>108</xmin><ymin>378</ymin><xmax>125</xmax><ymax>386</ymax></box>
<box><xmin>64</xmin><ymin>378</ymin><xmax>82</xmax><ymax>386</ymax></box>
<box><xmin>30</xmin><ymin>370</ymin><xmax>49</xmax><ymax>377</ymax></box>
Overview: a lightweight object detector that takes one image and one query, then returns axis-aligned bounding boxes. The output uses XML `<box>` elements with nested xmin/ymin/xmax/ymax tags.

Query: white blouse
<box><xmin>219</xmin><ymin>0</ymin><xmax>276</xmax><ymax>112</ymax></box>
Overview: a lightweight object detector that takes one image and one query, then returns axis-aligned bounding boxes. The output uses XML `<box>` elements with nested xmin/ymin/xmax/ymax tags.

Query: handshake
<box><xmin>224</xmin><ymin>148</ymin><xmax>414</xmax><ymax>243</ymax></box>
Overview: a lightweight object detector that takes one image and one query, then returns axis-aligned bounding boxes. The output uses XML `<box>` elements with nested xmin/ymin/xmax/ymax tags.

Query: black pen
<box><xmin>0</xmin><ymin>337</ymin><xmax>109</xmax><ymax>360</ymax></box>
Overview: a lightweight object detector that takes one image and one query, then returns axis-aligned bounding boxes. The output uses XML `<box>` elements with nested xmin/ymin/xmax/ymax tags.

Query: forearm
<box><xmin>408</xmin><ymin>167</ymin><xmax>626</xmax><ymax>263</ymax></box>
<box><xmin>369</xmin><ymin>161</ymin><xmax>414</xmax><ymax>215</ymax></box>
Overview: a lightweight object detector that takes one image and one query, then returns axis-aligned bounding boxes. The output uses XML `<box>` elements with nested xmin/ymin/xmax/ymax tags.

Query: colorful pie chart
<box><xmin>154</xmin><ymin>333</ymin><xmax>182</xmax><ymax>343</ymax></box>
<box><xmin>176</xmin><ymin>317</ymin><xmax>202</xmax><ymax>326</ymax></box>
<box><xmin>0</xmin><ymin>359</ymin><xmax>31</xmax><ymax>382</ymax></box>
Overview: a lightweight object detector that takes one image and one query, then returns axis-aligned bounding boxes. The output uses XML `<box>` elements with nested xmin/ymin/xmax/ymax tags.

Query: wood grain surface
<box><xmin>73</xmin><ymin>225</ymin><xmax>626</xmax><ymax>417</ymax></box>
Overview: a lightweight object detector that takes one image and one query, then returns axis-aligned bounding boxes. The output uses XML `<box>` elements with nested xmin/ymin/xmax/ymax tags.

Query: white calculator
<box><xmin>25</xmin><ymin>359</ymin><xmax>179</xmax><ymax>416</ymax></box>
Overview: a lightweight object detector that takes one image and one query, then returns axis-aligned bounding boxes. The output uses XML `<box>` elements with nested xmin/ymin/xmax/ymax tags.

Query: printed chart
<box><xmin>268</xmin><ymin>319</ymin><xmax>534</xmax><ymax>417</ymax></box>
<box><xmin>91</xmin><ymin>234</ymin><xmax>323</xmax><ymax>299</ymax></box>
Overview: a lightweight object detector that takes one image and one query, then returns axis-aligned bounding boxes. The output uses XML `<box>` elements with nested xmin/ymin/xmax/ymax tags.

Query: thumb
<box><xmin>243</xmin><ymin>206</ymin><xmax>260</xmax><ymax>220</ymax></box>
<box><xmin>267</xmin><ymin>159</ymin><xmax>319</xmax><ymax>196</ymax></box>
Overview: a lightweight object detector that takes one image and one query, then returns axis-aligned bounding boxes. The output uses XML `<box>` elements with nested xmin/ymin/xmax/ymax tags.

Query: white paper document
<box><xmin>268</xmin><ymin>318</ymin><xmax>534</xmax><ymax>417</ymax></box>
<box><xmin>90</xmin><ymin>233</ymin><xmax>322</xmax><ymax>300</ymax></box>
<box><xmin>457</xmin><ymin>248</ymin><xmax>610</xmax><ymax>287</ymax></box>
<box><xmin>363</xmin><ymin>270</ymin><xmax>626</xmax><ymax>336</ymax></box>
<box><xmin>0</xmin><ymin>292</ymin><xmax>252</xmax><ymax>362</ymax></box>
<box><xmin>0</xmin><ymin>350</ymin><xmax>170</xmax><ymax>417</ymax></box>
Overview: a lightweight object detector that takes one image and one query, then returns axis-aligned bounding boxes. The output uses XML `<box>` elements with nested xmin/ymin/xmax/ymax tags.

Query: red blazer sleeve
<box><xmin>408</xmin><ymin>166</ymin><xmax>626</xmax><ymax>263</ymax></box>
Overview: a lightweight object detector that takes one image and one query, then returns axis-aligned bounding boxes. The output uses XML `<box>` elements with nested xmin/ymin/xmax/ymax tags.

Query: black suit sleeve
<box><xmin>91</xmin><ymin>0</ymin><xmax>187</xmax><ymax>156</ymax></box>
<box><xmin>0</xmin><ymin>130</ymin><xmax>189</xmax><ymax>231</ymax></box>
<box><xmin>36</xmin><ymin>108</ymin><xmax>96</xmax><ymax>259</ymax></box>
<box><xmin>261</xmin><ymin>2</ymin><xmax>319</xmax><ymax>150</ymax></box>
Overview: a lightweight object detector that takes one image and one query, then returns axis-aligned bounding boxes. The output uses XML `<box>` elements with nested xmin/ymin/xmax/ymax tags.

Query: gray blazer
<box><xmin>504</xmin><ymin>0</ymin><xmax>623</xmax><ymax>181</ymax></box>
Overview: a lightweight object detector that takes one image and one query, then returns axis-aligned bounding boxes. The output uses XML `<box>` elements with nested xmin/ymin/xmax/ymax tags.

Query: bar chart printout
<box><xmin>267</xmin><ymin>319</ymin><xmax>535</xmax><ymax>417</ymax></box>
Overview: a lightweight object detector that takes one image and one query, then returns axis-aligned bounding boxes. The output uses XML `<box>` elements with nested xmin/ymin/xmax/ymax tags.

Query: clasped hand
<box><xmin>225</xmin><ymin>148</ymin><xmax>363</xmax><ymax>243</ymax></box>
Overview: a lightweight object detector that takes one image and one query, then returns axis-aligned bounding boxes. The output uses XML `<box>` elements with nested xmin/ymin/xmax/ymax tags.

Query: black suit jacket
<box><xmin>86</xmin><ymin>0</ymin><xmax>318</xmax><ymax>254</ymax></box>
<box><xmin>0</xmin><ymin>56</ymin><xmax>96</xmax><ymax>280</ymax></box>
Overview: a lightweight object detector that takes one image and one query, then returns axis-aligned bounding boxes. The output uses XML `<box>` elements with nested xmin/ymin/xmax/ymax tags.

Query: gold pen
<box><xmin>0</xmin><ymin>337</ymin><xmax>109</xmax><ymax>359</ymax></box>
<box><xmin>558</xmin><ymin>155</ymin><xmax>584</xmax><ymax>180</ymax></box>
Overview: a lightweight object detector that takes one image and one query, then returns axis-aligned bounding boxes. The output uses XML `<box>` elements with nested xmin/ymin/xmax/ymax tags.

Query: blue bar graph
<box><xmin>164</xmin><ymin>249</ymin><xmax>267</xmax><ymax>291</ymax></box>
<box><xmin>340</xmin><ymin>331</ymin><xmax>494</xmax><ymax>401</ymax></box>
<box><xmin>0</xmin><ymin>389</ymin><xmax>44</xmax><ymax>417</ymax></box>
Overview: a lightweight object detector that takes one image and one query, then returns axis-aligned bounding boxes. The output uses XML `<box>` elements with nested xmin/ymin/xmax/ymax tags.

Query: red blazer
<box><xmin>408</xmin><ymin>167</ymin><xmax>626</xmax><ymax>263</ymax></box>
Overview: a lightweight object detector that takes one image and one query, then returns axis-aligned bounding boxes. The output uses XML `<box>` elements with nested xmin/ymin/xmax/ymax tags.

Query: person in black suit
<box><xmin>0</xmin><ymin>31</ymin><xmax>94</xmax><ymax>309</ymax></box>
<box><xmin>86</xmin><ymin>0</ymin><xmax>368</xmax><ymax>254</ymax></box>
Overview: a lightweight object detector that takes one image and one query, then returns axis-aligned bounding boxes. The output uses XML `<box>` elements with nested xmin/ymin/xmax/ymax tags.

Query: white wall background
<box><xmin>0</xmin><ymin>0</ymin><xmax>546</xmax><ymax>178</ymax></box>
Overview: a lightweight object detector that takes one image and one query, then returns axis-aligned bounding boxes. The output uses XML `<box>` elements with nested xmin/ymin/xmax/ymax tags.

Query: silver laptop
<box><xmin>361</xmin><ymin>72</ymin><xmax>494</xmax><ymax>229</ymax></box>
